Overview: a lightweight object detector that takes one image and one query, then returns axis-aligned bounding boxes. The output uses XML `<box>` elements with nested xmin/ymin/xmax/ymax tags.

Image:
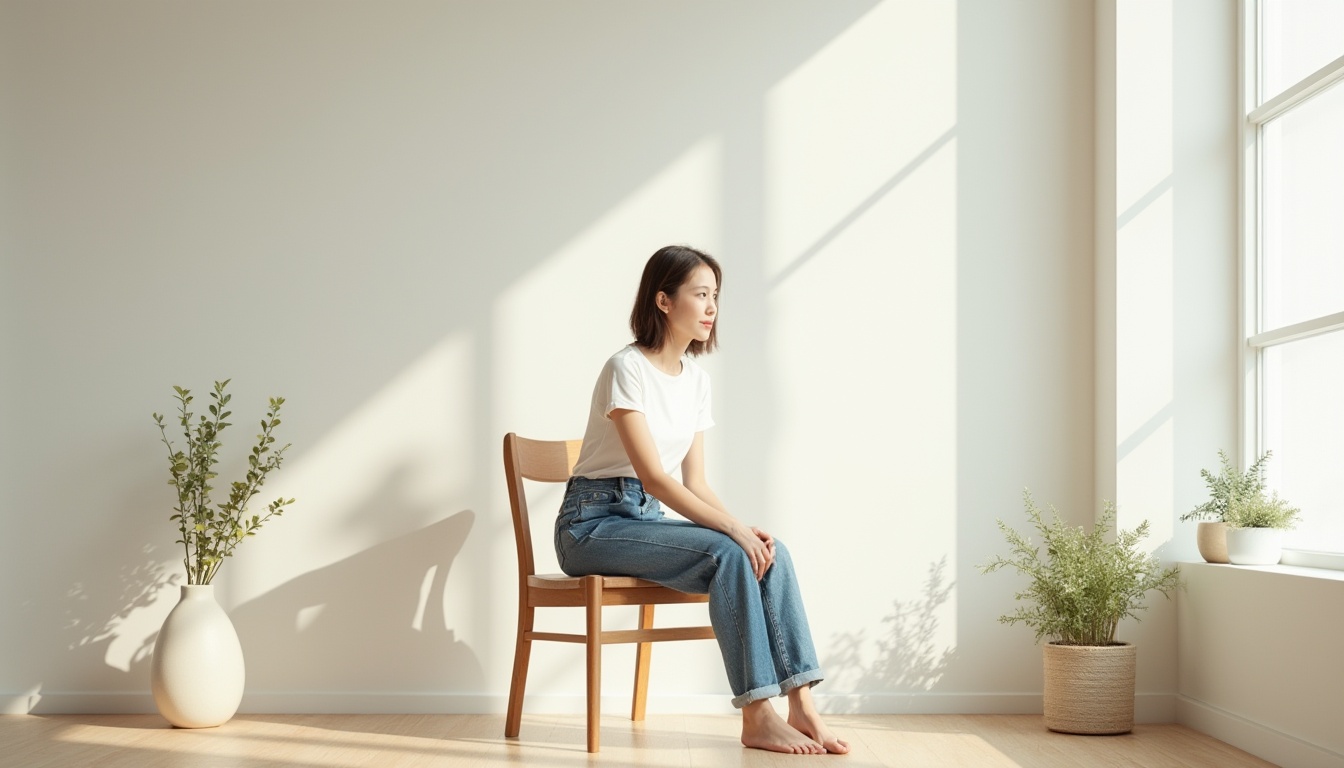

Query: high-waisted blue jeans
<box><xmin>554</xmin><ymin>475</ymin><xmax>824</xmax><ymax>708</ymax></box>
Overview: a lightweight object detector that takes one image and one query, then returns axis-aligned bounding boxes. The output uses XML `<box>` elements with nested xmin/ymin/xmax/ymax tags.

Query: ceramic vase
<box><xmin>1226</xmin><ymin>527</ymin><xmax>1284</xmax><ymax>565</ymax></box>
<box><xmin>1042</xmin><ymin>642</ymin><xmax>1136</xmax><ymax>735</ymax></box>
<box><xmin>1195</xmin><ymin>521</ymin><xmax>1230</xmax><ymax>563</ymax></box>
<box><xmin>150</xmin><ymin>584</ymin><xmax>245</xmax><ymax>728</ymax></box>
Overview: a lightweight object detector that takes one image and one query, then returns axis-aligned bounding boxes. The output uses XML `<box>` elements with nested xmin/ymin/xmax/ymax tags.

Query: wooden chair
<box><xmin>502</xmin><ymin>432</ymin><xmax>716</xmax><ymax>753</ymax></box>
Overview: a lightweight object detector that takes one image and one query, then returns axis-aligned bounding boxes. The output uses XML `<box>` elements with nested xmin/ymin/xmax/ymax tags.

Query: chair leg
<box><xmin>584</xmin><ymin>575</ymin><xmax>603</xmax><ymax>753</ymax></box>
<box><xmin>631</xmin><ymin>604</ymin><xmax>655</xmax><ymax>721</ymax></box>
<box><xmin>505</xmin><ymin>602</ymin><xmax>534</xmax><ymax>738</ymax></box>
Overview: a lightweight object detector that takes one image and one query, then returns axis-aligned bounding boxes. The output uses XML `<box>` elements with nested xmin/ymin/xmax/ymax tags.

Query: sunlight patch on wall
<box><xmin>76</xmin><ymin>545</ymin><xmax>179</xmax><ymax>674</ymax></box>
<box><xmin>762</xmin><ymin>0</ymin><xmax>956</xmax><ymax>280</ymax></box>
<box><xmin>225</xmin><ymin>331</ymin><xmax>477</xmax><ymax>605</ymax></box>
<box><xmin>1115</xmin><ymin>0</ymin><xmax>1174</xmax><ymax>546</ymax></box>
<box><xmin>295</xmin><ymin>604</ymin><xmax>325</xmax><ymax>633</ymax></box>
<box><xmin>6</xmin><ymin>686</ymin><xmax>43</xmax><ymax>716</ymax></box>
<box><xmin>1116</xmin><ymin>2</ymin><xmax>1174</xmax><ymax>216</ymax></box>
<box><xmin>1117</xmin><ymin>189</ymin><xmax>1174</xmax><ymax>547</ymax></box>
<box><xmin>761</xmin><ymin>0</ymin><xmax>958</xmax><ymax>676</ymax></box>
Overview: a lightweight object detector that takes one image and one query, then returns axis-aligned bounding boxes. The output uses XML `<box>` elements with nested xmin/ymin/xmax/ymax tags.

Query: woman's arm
<box><xmin>680</xmin><ymin>431</ymin><xmax>727</xmax><ymax>513</ymax></box>
<box><xmin>610</xmin><ymin>408</ymin><xmax>773</xmax><ymax>579</ymax></box>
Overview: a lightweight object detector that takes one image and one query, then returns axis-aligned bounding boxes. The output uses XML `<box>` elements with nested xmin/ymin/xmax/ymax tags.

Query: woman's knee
<box><xmin>716</xmin><ymin>536</ymin><xmax>796</xmax><ymax>579</ymax></box>
<box><xmin>715</xmin><ymin>541</ymin><xmax>756</xmax><ymax>577</ymax></box>
<box><xmin>770</xmin><ymin>537</ymin><xmax>798</xmax><ymax>572</ymax></box>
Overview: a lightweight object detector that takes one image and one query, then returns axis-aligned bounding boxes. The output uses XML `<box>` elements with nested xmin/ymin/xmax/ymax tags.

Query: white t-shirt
<box><xmin>570</xmin><ymin>345</ymin><xmax>714</xmax><ymax>479</ymax></box>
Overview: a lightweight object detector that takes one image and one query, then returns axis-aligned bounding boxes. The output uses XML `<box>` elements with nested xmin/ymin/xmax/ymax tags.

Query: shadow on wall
<box><xmin>47</xmin><ymin>446</ymin><xmax>483</xmax><ymax>701</ymax></box>
<box><xmin>60</xmin><ymin>544</ymin><xmax>181</xmax><ymax>693</ymax></box>
<box><xmin>229</xmin><ymin>509</ymin><xmax>480</xmax><ymax>694</ymax></box>
<box><xmin>823</xmin><ymin>557</ymin><xmax>957</xmax><ymax>711</ymax></box>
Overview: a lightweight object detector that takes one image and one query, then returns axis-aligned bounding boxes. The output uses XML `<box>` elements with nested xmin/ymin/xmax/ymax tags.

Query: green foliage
<box><xmin>980</xmin><ymin>490</ymin><xmax>1183</xmax><ymax>646</ymax></box>
<box><xmin>1180</xmin><ymin>449</ymin><xmax>1271</xmax><ymax>523</ymax></box>
<box><xmin>1224</xmin><ymin>491</ymin><xmax>1299</xmax><ymax>530</ymax></box>
<box><xmin>153</xmin><ymin>380</ymin><xmax>295</xmax><ymax>585</ymax></box>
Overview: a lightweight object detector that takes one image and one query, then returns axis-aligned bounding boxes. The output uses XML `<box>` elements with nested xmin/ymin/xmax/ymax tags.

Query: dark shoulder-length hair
<box><xmin>630</xmin><ymin>245</ymin><xmax>722</xmax><ymax>356</ymax></box>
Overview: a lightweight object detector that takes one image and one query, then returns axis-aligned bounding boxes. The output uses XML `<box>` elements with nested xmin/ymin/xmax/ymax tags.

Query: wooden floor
<box><xmin>0</xmin><ymin>713</ymin><xmax>1278</xmax><ymax>768</ymax></box>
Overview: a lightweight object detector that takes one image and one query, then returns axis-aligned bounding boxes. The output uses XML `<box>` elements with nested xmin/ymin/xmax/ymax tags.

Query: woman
<box><xmin>554</xmin><ymin>245</ymin><xmax>848</xmax><ymax>755</ymax></box>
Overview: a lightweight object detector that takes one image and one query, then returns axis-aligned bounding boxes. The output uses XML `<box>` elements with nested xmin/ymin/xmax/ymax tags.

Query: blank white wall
<box><xmin>1095</xmin><ymin>0</ymin><xmax>1237</xmax><ymax>714</ymax></box>
<box><xmin>2</xmin><ymin>0</ymin><xmax>1099</xmax><ymax>715</ymax></box>
<box><xmin>0</xmin><ymin>1</ymin><xmax>18</xmax><ymax>652</ymax></box>
<box><xmin>1178</xmin><ymin>564</ymin><xmax>1344</xmax><ymax>768</ymax></box>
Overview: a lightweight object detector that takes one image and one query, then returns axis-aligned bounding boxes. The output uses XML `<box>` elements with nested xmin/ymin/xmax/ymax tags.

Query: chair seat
<box><xmin>526</xmin><ymin>573</ymin><xmax>711</xmax><ymax>608</ymax></box>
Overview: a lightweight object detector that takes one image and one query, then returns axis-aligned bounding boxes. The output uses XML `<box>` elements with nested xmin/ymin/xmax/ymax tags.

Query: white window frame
<box><xmin>1240</xmin><ymin>0</ymin><xmax>1344</xmax><ymax>570</ymax></box>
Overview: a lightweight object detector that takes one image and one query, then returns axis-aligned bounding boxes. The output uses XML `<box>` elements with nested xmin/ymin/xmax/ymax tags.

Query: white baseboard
<box><xmin>4</xmin><ymin>690</ymin><xmax>1174</xmax><ymax>721</ymax></box>
<box><xmin>817</xmin><ymin>692</ymin><xmax>1172</xmax><ymax>722</ymax></box>
<box><xmin>1</xmin><ymin>691</ymin><xmax>45</xmax><ymax>715</ymax></box>
<box><xmin>1177</xmin><ymin>695</ymin><xmax>1344</xmax><ymax>768</ymax></box>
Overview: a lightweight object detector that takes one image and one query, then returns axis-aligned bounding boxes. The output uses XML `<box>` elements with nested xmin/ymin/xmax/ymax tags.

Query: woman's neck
<box><xmin>637</xmin><ymin>339</ymin><xmax>688</xmax><ymax>376</ymax></box>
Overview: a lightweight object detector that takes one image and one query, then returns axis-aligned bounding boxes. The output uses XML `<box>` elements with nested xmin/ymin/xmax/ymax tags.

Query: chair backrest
<box><xmin>503</xmin><ymin>433</ymin><xmax>583</xmax><ymax>579</ymax></box>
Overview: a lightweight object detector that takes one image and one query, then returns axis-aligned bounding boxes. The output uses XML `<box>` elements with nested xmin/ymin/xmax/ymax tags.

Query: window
<box><xmin>1245</xmin><ymin>0</ymin><xmax>1344</xmax><ymax>559</ymax></box>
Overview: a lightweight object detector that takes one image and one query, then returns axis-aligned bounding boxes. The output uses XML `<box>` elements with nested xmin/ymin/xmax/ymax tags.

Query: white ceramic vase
<box><xmin>1226</xmin><ymin>527</ymin><xmax>1284</xmax><ymax>565</ymax></box>
<box><xmin>151</xmin><ymin>584</ymin><xmax>245</xmax><ymax>728</ymax></box>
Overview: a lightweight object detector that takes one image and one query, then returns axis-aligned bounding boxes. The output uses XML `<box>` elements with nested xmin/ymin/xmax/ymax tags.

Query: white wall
<box><xmin>1094</xmin><ymin>0</ymin><xmax>1238</xmax><ymax>715</ymax></box>
<box><xmin>0</xmin><ymin>1</ymin><xmax>18</xmax><ymax>653</ymax></box>
<box><xmin>3</xmin><ymin>0</ymin><xmax>1100</xmax><ymax>716</ymax></box>
<box><xmin>1178</xmin><ymin>564</ymin><xmax>1344</xmax><ymax>768</ymax></box>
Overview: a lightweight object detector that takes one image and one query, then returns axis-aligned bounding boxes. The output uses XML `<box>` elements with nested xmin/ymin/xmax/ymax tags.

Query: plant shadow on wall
<box><xmin>227</xmin><ymin>469</ymin><xmax>482</xmax><ymax>695</ymax></box>
<box><xmin>823</xmin><ymin>557</ymin><xmax>957</xmax><ymax>712</ymax></box>
<box><xmin>61</xmin><ymin>544</ymin><xmax>181</xmax><ymax>694</ymax></box>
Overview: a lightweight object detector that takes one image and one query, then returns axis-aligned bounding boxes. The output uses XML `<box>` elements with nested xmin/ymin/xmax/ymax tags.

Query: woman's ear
<box><xmin>655</xmin><ymin>291</ymin><xmax>671</xmax><ymax>313</ymax></box>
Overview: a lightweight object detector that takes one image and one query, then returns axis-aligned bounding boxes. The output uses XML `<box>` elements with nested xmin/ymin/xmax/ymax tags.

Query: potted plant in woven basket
<box><xmin>1180</xmin><ymin>450</ymin><xmax>1271</xmax><ymax>563</ymax></box>
<box><xmin>981</xmin><ymin>490</ymin><xmax>1182</xmax><ymax>735</ymax></box>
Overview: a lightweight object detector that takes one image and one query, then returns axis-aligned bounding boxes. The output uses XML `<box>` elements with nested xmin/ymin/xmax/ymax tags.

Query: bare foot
<box><xmin>786</xmin><ymin>687</ymin><xmax>850</xmax><ymax>754</ymax></box>
<box><xmin>741</xmin><ymin>700</ymin><xmax>826</xmax><ymax>755</ymax></box>
<box><xmin>787</xmin><ymin>710</ymin><xmax>850</xmax><ymax>755</ymax></box>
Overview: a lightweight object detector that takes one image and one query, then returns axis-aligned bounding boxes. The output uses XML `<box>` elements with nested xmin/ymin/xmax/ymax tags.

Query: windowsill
<box><xmin>1279</xmin><ymin>548</ymin><xmax>1344</xmax><ymax>572</ymax></box>
<box><xmin>1181</xmin><ymin>559</ymin><xmax>1344</xmax><ymax>583</ymax></box>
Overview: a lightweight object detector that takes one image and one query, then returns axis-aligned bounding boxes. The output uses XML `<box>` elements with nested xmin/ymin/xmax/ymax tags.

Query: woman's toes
<box><xmin>824</xmin><ymin>737</ymin><xmax>849</xmax><ymax>754</ymax></box>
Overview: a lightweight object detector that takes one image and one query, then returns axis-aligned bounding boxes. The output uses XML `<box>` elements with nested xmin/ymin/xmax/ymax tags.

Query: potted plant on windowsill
<box><xmin>980</xmin><ymin>490</ymin><xmax>1182</xmax><ymax>735</ymax></box>
<box><xmin>1180</xmin><ymin>450</ymin><xmax>1271</xmax><ymax>564</ymax></box>
<box><xmin>1223</xmin><ymin>491</ymin><xmax>1299</xmax><ymax>565</ymax></box>
<box><xmin>150</xmin><ymin>380</ymin><xmax>296</xmax><ymax>728</ymax></box>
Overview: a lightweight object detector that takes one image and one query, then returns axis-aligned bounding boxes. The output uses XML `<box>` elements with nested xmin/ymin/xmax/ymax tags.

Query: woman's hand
<box><xmin>752</xmin><ymin>527</ymin><xmax>776</xmax><ymax>557</ymax></box>
<box><xmin>731</xmin><ymin>524</ymin><xmax>776</xmax><ymax>580</ymax></box>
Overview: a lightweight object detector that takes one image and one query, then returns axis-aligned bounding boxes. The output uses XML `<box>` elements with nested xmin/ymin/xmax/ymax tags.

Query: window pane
<box><xmin>1262</xmin><ymin>331</ymin><xmax>1344</xmax><ymax>552</ymax></box>
<box><xmin>1261</xmin><ymin>80</ymin><xmax>1344</xmax><ymax>330</ymax></box>
<box><xmin>1261</xmin><ymin>0</ymin><xmax>1344</xmax><ymax>102</ymax></box>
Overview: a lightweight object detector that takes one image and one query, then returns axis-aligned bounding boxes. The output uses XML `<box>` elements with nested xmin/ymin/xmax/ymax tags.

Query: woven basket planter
<box><xmin>1042</xmin><ymin>642</ymin><xmax>1136</xmax><ymax>735</ymax></box>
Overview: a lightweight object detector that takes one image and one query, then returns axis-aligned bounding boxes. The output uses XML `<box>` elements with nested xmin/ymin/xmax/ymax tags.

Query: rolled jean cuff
<box><xmin>730</xmin><ymin>668</ymin><xmax>825</xmax><ymax>709</ymax></box>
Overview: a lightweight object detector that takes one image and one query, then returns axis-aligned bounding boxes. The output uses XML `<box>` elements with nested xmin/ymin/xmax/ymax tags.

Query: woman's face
<box><xmin>659</xmin><ymin>263</ymin><xmax>718</xmax><ymax>345</ymax></box>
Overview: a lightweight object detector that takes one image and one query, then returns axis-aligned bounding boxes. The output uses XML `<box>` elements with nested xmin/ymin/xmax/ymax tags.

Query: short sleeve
<box><xmin>603</xmin><ymin>355</ymin><xmax>644</xmax><ymax>418</ymax></box>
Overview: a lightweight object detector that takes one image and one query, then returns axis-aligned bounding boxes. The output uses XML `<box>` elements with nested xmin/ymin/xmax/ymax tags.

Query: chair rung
<box><xmin>602</xmin><ymin>627</ymin><xmax>715</xmax><ymax>644</ymax></box>
<box><xmin>525</xmin><ymin>627</ymin><xmax>716</xmax><ymax>645</ymax></box>
<box><xmin>525</xmin><ymin>631</ymin><xmax>586</xmax><ymax>643</ymax></box>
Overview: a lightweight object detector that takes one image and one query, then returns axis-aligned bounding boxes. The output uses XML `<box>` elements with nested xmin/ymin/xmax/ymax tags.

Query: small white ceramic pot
<box><xmin>1225</xmin><ymin>527</ymin><xmax>1284</xmax><ymax>566</ymax></box>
